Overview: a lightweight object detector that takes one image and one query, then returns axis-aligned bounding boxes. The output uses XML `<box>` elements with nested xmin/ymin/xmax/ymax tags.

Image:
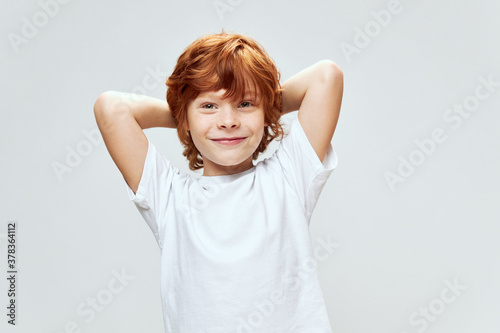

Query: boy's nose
<box><xmin>217</xmin><ymin>107</ymin><xmax>240</xmax><ymax>129</ymax></box>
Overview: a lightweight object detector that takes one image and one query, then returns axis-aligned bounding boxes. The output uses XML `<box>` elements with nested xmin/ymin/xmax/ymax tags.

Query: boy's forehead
<box><xmin>197</xmin><ymin>88</ymin><xmax>260</xmax><ymax>99</ymax></box>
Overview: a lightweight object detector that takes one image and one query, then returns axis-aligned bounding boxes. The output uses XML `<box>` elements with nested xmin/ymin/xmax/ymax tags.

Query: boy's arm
<box><xmin>93</xmin><ymin>91</ymin><xmax>176</xmax><ymax>194</ymax></box>
<box><xmin>280</xmin><ymin>60</ymin><xmax>343</xmax><ymax>163</ymax></box>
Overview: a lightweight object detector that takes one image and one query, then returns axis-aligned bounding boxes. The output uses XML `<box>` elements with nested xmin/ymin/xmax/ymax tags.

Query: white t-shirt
<box><xmin>126</xmin><ymin>116</ymin><xmax>338</xmax><ymax>333</ymax></box>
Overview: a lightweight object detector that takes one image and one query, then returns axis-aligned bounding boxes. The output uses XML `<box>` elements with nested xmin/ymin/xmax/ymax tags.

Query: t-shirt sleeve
<box><xmin>124</xmin><ymin>138</ymin><xmax>178</xmax><ymax>248</ymax></box>
<box><xmin>275</xmin><ymin>116</ymin><xmax>339</xmax><ymax>219</ymax></box>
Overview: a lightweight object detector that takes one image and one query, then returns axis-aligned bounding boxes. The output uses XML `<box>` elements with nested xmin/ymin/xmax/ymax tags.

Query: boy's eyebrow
<box><xmin>198</xmin><ymin>90</ymin><xmax>259</xmax><ymax>100</ymax></box>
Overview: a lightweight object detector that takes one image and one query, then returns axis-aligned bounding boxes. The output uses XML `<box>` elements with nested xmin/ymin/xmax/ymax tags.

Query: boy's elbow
<box><xmin>318</xmin><ymin>60</ymin><xmax>343</xmax><ymax>82</ymax></box>
<box><xmin>317</xmin><ymin>59</ymin><xmax>344</xmax><ymax>84</ymax></box>
<box><xmin>94</xmin><ymin>91</ymin><xmax>121</xmax><ymax>119</ymax></box>
<box><xmin>94</xmin><ymin>91</ymin><xmax>121</xmax><ymax>131</ymax></box>
<box><xmin>94</xmin><ymin>92</ymin><xmax>109</xmax><ymax>117</ymax></box>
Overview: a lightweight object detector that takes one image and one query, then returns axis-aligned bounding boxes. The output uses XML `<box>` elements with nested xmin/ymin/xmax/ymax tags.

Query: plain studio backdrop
<box><xmin>1</xmin><ymin>0</ymin><xmax>499</xmax><ymax>332</ymax></box>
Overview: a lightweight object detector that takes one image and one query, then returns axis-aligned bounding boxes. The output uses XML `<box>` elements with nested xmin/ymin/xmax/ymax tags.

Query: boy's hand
<box><xmin>281</xmin><ymin>60</ymin><xmax>343</xmax><ymax>163</ymax></box>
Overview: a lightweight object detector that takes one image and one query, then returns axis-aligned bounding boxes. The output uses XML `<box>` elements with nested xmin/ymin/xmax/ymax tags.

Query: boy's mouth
<box><xmin>210</xmin><ymin>137</ymin><xmax>247</xmax><ymax>145</ymax></box>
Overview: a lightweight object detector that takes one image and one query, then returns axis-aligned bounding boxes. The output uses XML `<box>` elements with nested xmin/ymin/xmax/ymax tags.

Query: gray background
<box><xmin>1</xmin><ymin>0</ymin><xmax>499</xmax><ymax>332</ymax></box>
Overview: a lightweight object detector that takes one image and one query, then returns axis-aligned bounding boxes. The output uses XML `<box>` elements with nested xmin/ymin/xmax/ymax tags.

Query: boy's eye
<box><xmin>201</xmin><ymin>101</ymin><xmax>253</xmax><ymax>109</ymax></box>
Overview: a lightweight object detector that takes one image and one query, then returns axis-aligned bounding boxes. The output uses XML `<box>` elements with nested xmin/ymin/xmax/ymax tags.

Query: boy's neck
<box><xmin>202</xmin><ymin>158</ymin><xmax>254</xmax><ymax>177</ymax></box>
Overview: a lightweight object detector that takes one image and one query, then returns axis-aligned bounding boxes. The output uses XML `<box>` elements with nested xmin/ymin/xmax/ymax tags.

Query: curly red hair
<box><xmin>166</xmin><ymin>31</ymin><xmax>284</xmax><ymax>170</ymax></box>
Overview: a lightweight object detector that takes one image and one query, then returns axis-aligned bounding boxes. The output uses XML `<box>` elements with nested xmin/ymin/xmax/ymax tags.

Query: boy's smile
<box><xmin>210</xmin><ymin>137</ymin><xmax>247</xmax><ymax>145</ymax></box>
<box><xmin>187</xmin><ymin>88</ymin><xmax>268</xmax><ymax>177</ymax></box>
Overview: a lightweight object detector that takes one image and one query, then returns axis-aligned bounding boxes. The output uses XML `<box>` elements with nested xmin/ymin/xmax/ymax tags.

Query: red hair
<box><xmin>166</xmin><ymin>31</ymin><xmax>284</xmax><ymax>170</ymax></box>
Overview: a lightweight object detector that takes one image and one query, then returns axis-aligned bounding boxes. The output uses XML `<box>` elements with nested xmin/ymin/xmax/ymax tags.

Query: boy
<box><xmin>94</xmin><ymin>32</ymin><xmax>343</xmax><ymax>333</ymax></box>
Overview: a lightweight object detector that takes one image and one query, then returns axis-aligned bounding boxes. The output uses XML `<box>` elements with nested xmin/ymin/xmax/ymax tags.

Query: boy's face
<box><xmin>187</xmin><ymin>88</ymin><xmax>268</xmax><ymax>177</ymax></box>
